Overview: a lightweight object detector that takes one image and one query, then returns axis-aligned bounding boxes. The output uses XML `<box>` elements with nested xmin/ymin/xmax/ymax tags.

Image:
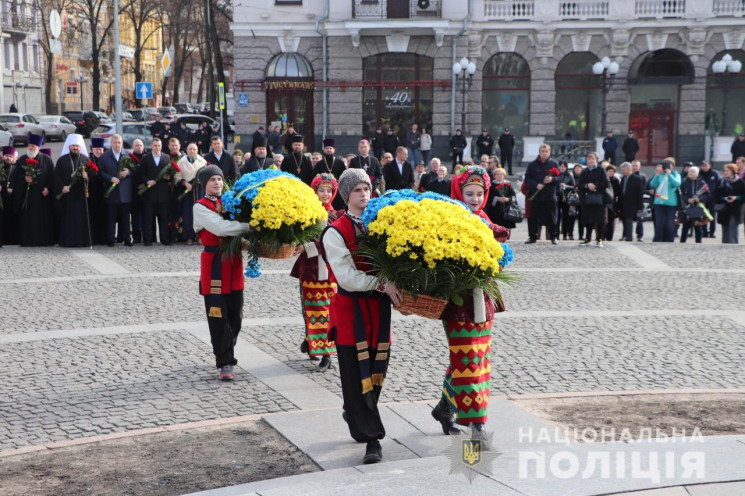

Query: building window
<box><xmin>13</xmin><ymin>42</ymin><xmax>19</xmax><ymax>70</ymax></box>
<box><xmin>362</xmin><ymin>53</ymin><xmax>434</xmax><ymax>140</ymax></box>
<box><xmin>21</xmin><ymin>42</ymin><xmax>27</xmax><ymax>71</ymax></box>
<box><xmin>32</xmin><ymin>43</ymin><xmax>38</xmax><ymax>71</ymax></box>
<box><xmin>555</xmin><ymin>52</ymin><xmax>602</xmax><ymax>140</ymax></box>
<box><xmin>482</xmin><ymin>52</ymin><xmax>530</xmax><ymax>139</ymax></box>
<box><xmin>4</xmin><ymin>43</ymin><xmax>10</xmax><ymax>70</ymax></box>
<box><xmin>705</xmin><ymin>50</ymin><xmax>745</xmax><ymax>137</ymax></box>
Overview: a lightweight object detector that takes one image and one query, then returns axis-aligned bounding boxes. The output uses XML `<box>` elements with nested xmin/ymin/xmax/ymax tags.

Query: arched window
<box><xmin>705</xmin><ymin>50</ymin><xmax>745</xmax><ymax>136</ymax></box>
<box><xmin>481</xmin><ymin>53</ymin><xmax>530</xmax><ymax>138</ymax></box>
<box><xmin>555</xmin><ymin>52</ymin><xmax>602</xmax><ymax>140</ymax></box>
<box><xmin>362</xmin><ymin>53</ymin><xmax>434</xmax><ymax>140</ymax></box>
<box><xmin>265</xmin><ymin>53</ymin><xmax>314</xmax><ymax>149</ymax></box>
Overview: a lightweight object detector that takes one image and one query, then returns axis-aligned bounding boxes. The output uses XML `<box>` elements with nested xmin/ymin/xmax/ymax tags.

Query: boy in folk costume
<box><xmin>291</xmin><ymin>173</ymin><xmax>344</xmax><ymax>372</ymax></box>
<box><xmin>192</xmin><ymin>165</ymin><xmax>250</xmax><ymax>381</ymax></box>
<box><xmin>430</xmin><ymin>166</ymin><xmax>510</xmax><ymax>439</ymax></box>
<box><xmin>321</xmin><ymin>168</ymin><xmax>402</xmax><ymax>465</ymax></box>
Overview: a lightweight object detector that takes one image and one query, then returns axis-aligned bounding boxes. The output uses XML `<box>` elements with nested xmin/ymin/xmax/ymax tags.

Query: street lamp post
<box><xmin>712</xmin><ymin>53</ymin><xmax>743</xmax><ymax>135</ymax></box>
<box><xmin>103</xmin><ymin>76</ymin><xmax>115</xmax><ymax>111</ymax></box>
<box><xmin>592</xmin><ymin>57</ymin><xmax>619</xmax><ymax>135</ymax></box>
<box><xmin>77</xmin><ymin>75</ymin><xmax>89</xmax><ymax>110</ymax></box>
<box><xmin>452</xmin><ymin>57</ymin><xmax>476</xmax><ymax>135</ymax></box>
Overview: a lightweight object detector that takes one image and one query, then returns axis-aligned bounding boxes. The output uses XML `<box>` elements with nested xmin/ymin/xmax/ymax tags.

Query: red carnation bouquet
<box><xmin>104</xmin><ymin>153</ymin><xmax>140</xmax><ymax>199</ymax></box>
<box><xmin>56</xmin><ymin>160</ymin><xmax>99</xmax><ymax>200</ymax></box>
<box><xmin>21</xmin><ymin>157</ymin><xmax>41</xmax><ymax>209</ymax></box>
<box><xmin>529</xmin><ymin>167</ymin><xmax>561</xmax><ymax>200</ymax></box>
<box><xmin>138</xmin><ymin>155</ymin><xmax>181</xmax><ymax>196</ymax></box>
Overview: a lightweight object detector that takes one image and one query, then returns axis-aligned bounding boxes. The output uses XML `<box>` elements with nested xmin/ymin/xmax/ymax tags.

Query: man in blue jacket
<box><xmin>602</xmin><ymin>130</ymin><xmax>618</xmax><ymax>165</ymax></box>
<box><xmin>98</xmin><ymin>134</ymin><xmax>133</xmax><ymax>246</ymax></box>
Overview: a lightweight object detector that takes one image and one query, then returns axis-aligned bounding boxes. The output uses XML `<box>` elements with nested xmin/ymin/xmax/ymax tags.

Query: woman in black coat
<box><xmin>557</xmin><ymin>161</ymin><xmax>576</xmax><ymax>240</ymax></box>
<box><xmin>485</xmin><ymin>167</ymin><xmax>516</xmax><ymax>228</ymax></box>
<box><xmin>714</xmin><ymin>163</ymin><xmax>745</xmax><ymax>244</ymax></box>
<box><xmin>577</xmin><ymin>153</ymin><xmax>610</xmax><ymax>246</ymax></box>
<box><xmin>571</xmin><ymin>163</ymin><xmax>584</xmax><ymax>240</ymax></box>
<box><xmin>603</xmin><ymin>163</ymin><xmax>621</xmax><ymax>241</ymax></box>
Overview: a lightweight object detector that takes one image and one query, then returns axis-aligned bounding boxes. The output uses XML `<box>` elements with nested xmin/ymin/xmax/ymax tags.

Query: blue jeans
<box><xmin>652</xmin><ymin>204</ymin><xmax>676</xmax><ymax>242</ymax></box>
<box><xmin>408</xmin><ymin>147</ymin><xmax>419</xmax><ymax>165</ymax></box>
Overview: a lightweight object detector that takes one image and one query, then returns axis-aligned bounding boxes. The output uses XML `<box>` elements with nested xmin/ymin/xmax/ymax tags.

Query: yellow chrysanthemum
<box><xmin>251</xmin><ymin>177</ymin><xmax>328</xmax><ymax>231</ymax></box>
<box><xmin>368</xmin><ymin>199</ymin><xmax>503</xmax><ymax>274</ymax></box>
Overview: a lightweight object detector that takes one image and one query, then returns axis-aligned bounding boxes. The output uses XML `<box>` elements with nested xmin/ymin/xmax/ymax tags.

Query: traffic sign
<box><xmin>161</xmin><ymin>47</ymin><xmax>172</xmax><ymax>77</ymax></box>
<box><xmin>218</xmin><ymin>82</ymin><xmax>225</xmax><ymax>110</ymax></box>
<box><xmin>237</xmin><ymin>93</ymin><xmax>248</xmax><ymax>107</ymax></box>
<box><xmin>135</xmin><ymin>82</ymin><xmax>153</xmax><ymax>99</ymax></box>
<box><xmin>50</xmin><ymin>9</ymin><xmax>61</xmax><ymax>38</ymax></box>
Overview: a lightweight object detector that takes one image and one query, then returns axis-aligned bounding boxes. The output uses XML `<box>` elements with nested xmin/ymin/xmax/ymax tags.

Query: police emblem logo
<box><xmin>461</xmin><ymin>439</ymin><xmax>482</xmax><ymax>467</ymax></box>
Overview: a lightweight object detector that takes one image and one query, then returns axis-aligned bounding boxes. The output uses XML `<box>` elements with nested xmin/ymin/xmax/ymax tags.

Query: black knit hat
<box><xmin>198</xmin><ymin>164</ymin><xmax>223</xmax><ymax>186</ymax></box>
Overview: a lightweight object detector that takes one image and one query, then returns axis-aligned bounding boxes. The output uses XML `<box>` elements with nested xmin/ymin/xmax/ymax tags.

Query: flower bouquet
<box><xmin>138</xmin><ymin>156</ymin><xmax>181</xmax><ymax>196</ymax></box>
<box><xmin>529</xmin><ymin>167</ymin><xmax>561</xmax><ymax>200</ymax></box>
<box><xmin>20</xmin><ymin>158</ymin><xmax>41</xmax><ymax>209</ymax></box>
<box><xmin>104</xmin><ymin>153</ymin><xmax>140</xmax><ymax>199</ymax></box>
<box><xmin>220</xmin><ymin>168</ymin><xmax>328</xmax><ymax>277</ymax></box>
<box><xmin>357</xmin><ymin>189</ymin><xmax>514</xmax><ymax>319</ymax></box>
<box><xmin>56</xmin><ymin>160</ymin><xmax>99</xmax><ymax>200</ymax></box>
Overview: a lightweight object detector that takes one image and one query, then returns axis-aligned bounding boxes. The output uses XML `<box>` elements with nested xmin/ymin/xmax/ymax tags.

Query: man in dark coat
<box><xmin>349</xmin><ymin>138</ymin><xmax>382</xmax><ymax>199</ymax></box>
<box><xmin>602</xmin><ymin>130</ymin><xmax>618</xmax><ymax>165</ymax></box>
<box><xmin>150</xmin><ymin>115</ymin><xmax>165</xmax><ymax>141</ymax></box>
<box><xmin>10</xmin><ymin>135</ymin><xmax>55</xmax><ymax>246</ymax></box>
<box><xmin>55</xmin><ymin>134</ymin><xmax>93</xmax><ymax>247</ymax></box>
<box><xmin>240</xmin><ymin>136</ymin><xmax>274</xmax><ymax>175</ymax></box>
<box><xmin>266</xmin><ymin>126</ymin><xmax>281</xmax><ymax>157</ymax></box>
<box><xmin>204</xmin><ymin>136</ymin><xmax>237</xmax><ymax>181</ymax></box>
<box><xmin>98</xmin><ymin>134</ymin><xmax>133</xmax><ymax>246</ymax></box>
<box><xmin>251</xmin><ymin>126</ymin><xmax>265</xmax><ymax>154</ymax></box>
<box><xmin>382</xmin><ymin>146</ymin><xmax>414</xmax><ymax>191</ymax></box>
<box><xmin>524</xmin><ymin>143</ymin><xmax>561</xmax><ymax>244</ymax></box>
<box><xmin>139</xmin><ymin>138</ymin><xmax>172</xmax><ymax>246</ymax></box>
<box><xmin>129</xmin><ymin>139</ymin><xmax>147</xmax><ymax>243</ymax></box>
<box><xmin>313</xmin><ymin>138</ymin><xmax>346</xmax><ymax>179</ymax></box>
<box><xmin>283</xmin><ymin>125</ymin><xmax>297</xmax><ymax>153</ymax></box>
<box><xmin>476</xmin><ymin>129</ymin><xmax>494</xmax><ymax>157</ymax></box>
<box><xmin>631</xmin><ymin>160</ymin><xmax>648</xmax><ymax>242</ymax></box>
<box><xmin>418</xmin><ymin>157</ymin><xmax>441</xmax><ymax>192</ymax></box>
<box><xmin>193</xmin><ymin>122</ymin><xmax>211</xmax><ymax>155</ymax></box>
<box><xmin>699</xmin><ymin>160</ymin><xmax>721</xmax><ymax>238</ymax></box>
<box><xmin>406</xmin><ymin>124</ymin><xmax>421</xmax><ymax>165</ymax></box>
<box><xmin>426</xmin><ymin>163</ymin><xmax>451</xmax><ymax>196</ymax></box>
<box><xmin>577</xmin><ymin>152</ymin><xmax>611</xmax><ymax>246</ymax></box>
<box><xmin>283</xmin><ymin>134</ymin><xmax>314</xmax><ymax>185</ymax></box>
<box><xmin>371</xmin><ymin>127</ymin><xmax>384</xmax><ymax>158</ymax></box>
<box><xmin>498</xmin><ymin>128</ymin><xmax>516</xmax><ymax>175</ymax></box>
<box><xmin>622</xmin><ymin>130</ymin><xmax>640</xmax><ymax>162</ymax></box>
<box><xmin>382</xmin><ymin>128</ymin><xmax>399</xmax><ymax>155</ymax></box>
<box><xmin>449</xmin><ymin>129</ymin><xmax>467</xmax><ymax>172</ymax></box>
<box><xmin>88</xmin><ymin>137</ymin><xmax>109</xmax><ymax>245</ymax></box>
<box><xmin>617</xmin><ymin>162</ymin><xmax>645</xmax><ymax>242</ymax></box>
<box><xmin>731</xmin><ymin>133</ymin><xmax>745</xmax><ymax>163</ymax></box>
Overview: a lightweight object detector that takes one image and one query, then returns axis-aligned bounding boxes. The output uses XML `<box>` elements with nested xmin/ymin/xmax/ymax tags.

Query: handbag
<box><xmin>565</xmin><ymin>190</ymin><xmax>580</xmax><ymax>206</ymax></box>
<box><xmin>503</xmin><ymin>198</ymin><xmax>524</xmax><ymax>223</ymax></box>
<box><xmin>683</xmin><ymin>204</ymin><xmax>704</xmax><ymax>220</ymax></box>
<box><xmin>714</xmin><ymin>203</ymin><xmax>726</xmax><ymax>213</ymax></box>
<box><xmin>584</xmin><ymin>192</ymin><xmax>604</xmax><ymax>206</ymax></box>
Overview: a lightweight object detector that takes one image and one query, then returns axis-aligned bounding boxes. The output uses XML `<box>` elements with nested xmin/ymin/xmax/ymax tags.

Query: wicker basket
<box><xmin>258</xmin><ymin>243</ymin><xmax>295</xmax><ymax>259</ymax></box>
<box><xmin>396</xmin><ymin>290</ymin><xmax>448</xmax><ymax>320</ymax></box>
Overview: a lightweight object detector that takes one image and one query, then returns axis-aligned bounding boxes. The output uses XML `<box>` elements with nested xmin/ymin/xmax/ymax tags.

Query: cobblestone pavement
<box><xmin>2</xmin><ymin>223</ymin><xmax>745</xmax><ymax>453</ymax></box>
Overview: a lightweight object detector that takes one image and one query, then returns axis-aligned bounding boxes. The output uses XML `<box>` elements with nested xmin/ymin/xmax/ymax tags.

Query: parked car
<box><xmin>174</xmin><ymin>102</ymin><xmax>194</xmax><ymax>114</ymax></box>
<box><xmin>37</xmin><ymin>115</ymin><xmax>78</xmax><ymax>141</ymax></box>
<box><xmin>0</xmin><ymin>113</ymin><xmax>46</xmax><ymax>145</ymax></box>
<box><xmin>171</xmin><ymin>113</ymin><xmax>220</xmax><ymax>134</ymax></box>
<box><xmin>122</xmin><ymin>111</ymin><xmax>135</xmax><ymax>122</ymax></box>
<box><xmin>90</xmin><ymin>122</ymin><xmax>154</xmax><ymax>149</ymax></box>
<box><xmin>93</xmin><ymin>111</ymin><xmax>113</xmax><ymax>124</ymax></box>
<box><xmin>127</xmin><ymin>107</ymin><xmax>160</xmax><ymax>122</ymax></box>
<box><xmin>62</xmin><ymin>110</ymin><xmax>100</xmax><ymax>138</ymax></box>
<box><xmin>0</xmin><ymin>123</ymin><xmax>14</xmax><ymax>147</ymax></box>
<box><xmin>157</xmin><ymin>106</ymin><xmax>177</xmax><ymax>118</ymax></box>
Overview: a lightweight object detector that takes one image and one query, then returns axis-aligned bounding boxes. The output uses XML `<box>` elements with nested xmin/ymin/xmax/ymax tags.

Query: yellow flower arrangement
<box><xmin>250</xmin><ymin>176</ymin><xmax>328</xmax><ymax>231</ymax></box>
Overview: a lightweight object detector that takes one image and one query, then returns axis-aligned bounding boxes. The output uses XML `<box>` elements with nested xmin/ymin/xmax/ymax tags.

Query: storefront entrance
<box><xmin>266</xmin><ymin>87</ymin><xmax>314</xmax><ymax>151</ymax></box>
<box><xmin>629</xmin><ymin>105</ymin><xmax>676</xmax><ymax>165</ymax></box>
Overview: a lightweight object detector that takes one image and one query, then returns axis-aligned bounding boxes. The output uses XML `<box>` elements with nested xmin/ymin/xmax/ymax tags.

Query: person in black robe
<box><xmin>313</xmin><ymin>138</ymin><xmax>347</xmax><ymax>207</ymax></box>
<box><xmin>10</xmin><ymin>135</ymin><xmax>55</xmax><ymax>246</ymax></box>
<box><xmin>88</xmin><ymin>137</ymin><xmax>109</xmax><ymax>244</ymax></box>
<box><xmin>283</xmin><ymin>134</ymin><xmax>314</xmax><ymax>185</ymax></box>
<box><xmin>348</xmin><ymin>138</ymin><xmax>383</xmax><ymax>202</ymax></box>
<box><xmin>55</xmin><ymin>134</ymin><xmax>94</xmax><ymax>247</ymax></box>
<box><xmin>240</xmin><ymin>136</ymin><xmax>274</xmax><ymax>175</ymax></box>
<box><xmin>1</xmin><ymin>146</ymin><xmax>19</xmax><ymax>246</ymax></box>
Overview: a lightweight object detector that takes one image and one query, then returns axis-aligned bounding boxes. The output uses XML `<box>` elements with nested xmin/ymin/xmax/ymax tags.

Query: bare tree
<box><xmin>160</xmin><ymin>0</ymin><xmax>199</xmax><ymax>104</ymax></box>
<box><xmin>120</xmin><ymin>0</ymin><xmax>161</xmax><ymax>85</ymax></box>
<box><xmin>34</xmin><ymin>0</ymin><xmax>76</xmax><ymax>113</ymax></box>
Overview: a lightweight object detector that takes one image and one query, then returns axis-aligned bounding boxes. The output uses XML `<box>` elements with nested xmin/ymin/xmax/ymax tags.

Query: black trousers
<box><xmin>204</xmin><ymin>291</ymin><xmax>243</xmax><ymax>368</ymax></box>
<box><xmin>107</xmin><ymin>202</ymin><xmax>131</xmax><ymax>244</ymax></box>
<box><xmin>451</xmin><ymin>150</ymin><xmax>463</xmax><ymax>171</ymax></box>
<box><xmin>143</xmin><ymin>202</ymin><xmax>169</xmax><ymax>244</ymax></box>
<box><xmin>337</xmin><ymin>344</ymin><xmax>387</xmax><ymax>443</ymax></box>
<box><xmin>500</xmin><ymin>151</ymin><xmax>513</xmax><ymax>175</ymax></box>
<box><xmin>531</xmin><ymin>200</ymin><xmax>558</xmax><ymax>240</ymax></box>
<box><xmin>131</xmin><ymin>196</ymin><xmax>144</xmax><ymax>242</ymax></box>
<box><xmin>622</xmin><ymin>217</ymin><xmax>635</xmax><ymax>241</ymax></box>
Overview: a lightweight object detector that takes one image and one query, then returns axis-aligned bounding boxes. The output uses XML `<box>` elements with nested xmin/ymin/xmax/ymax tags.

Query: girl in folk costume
<box><xmin>321</xmin><ymin>168</ymin><xmax>402</xmax><ymax>465</ymax></box>
<box><xmin>291</xmin><ymin>173</ymin><xmax>345</xmax><ymax>372</ymax></box>
<box><xmin>175</xmin><ymin>143</ymin><xmax>208</xmax><ymax>245</ymax></box>
<box><xmin>192</xmin><ymin>165</ymin><xmax>251</xmax><ymax>381</ymax></box>
<box><xmin>430</xmin><ymin>165</ymin><xmax>510</xmax><ymax>439</ymax></box>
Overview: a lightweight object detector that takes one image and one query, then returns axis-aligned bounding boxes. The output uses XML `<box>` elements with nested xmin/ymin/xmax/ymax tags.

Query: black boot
<box><xmin>300</xmin><ymin>340</ymin><xmax>309</xmax><ymax>354</ymax></box>
<box><xmin>316</xmin><ymin>355</ymin><xmax>332</xmax><ymax>372</ymax></box>
<box><xmin>363</xmin><ymin>440</ymin><xmax>382</xmax><ymax>464</ymax></box>
<box><xmin>431</xmin><ymin>398</ymin><xmax>461</xmax><ymax>435</ymax></box>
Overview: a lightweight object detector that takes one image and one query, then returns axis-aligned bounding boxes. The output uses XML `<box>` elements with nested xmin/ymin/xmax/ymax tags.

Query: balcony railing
<box><xmin>559</xmin><ymin>1</ymin><xmax>609</xmax><ymax>20</ymax></box>
<box><xmin>635</xmin><ymin>0</ymin><xmax>685</xmax><ymax>17</ymax></box>
<box><xmin>483</xmin><ymin>0</ymin><xmax>534</xmax><ymax>20</ymax></box>
<box><xmin>353</xmin><ymin>0</ymin><xmax>442</xmax><ymax>19</ymax></box>
<box><xmin>713</xmin><ymin>0</ymin><xmax>745</xmax><ymax>16</ymax></box>
<box><xmin>1</xmin><ymin>12</ymin><xmax>35</xmax><ymax>33</ymax></box>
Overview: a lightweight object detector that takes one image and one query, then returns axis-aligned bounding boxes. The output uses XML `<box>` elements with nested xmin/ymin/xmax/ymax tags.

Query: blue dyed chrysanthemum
<box><xmin>498</xmin><ymin>242</ymin><xmax>514</xmax><ymax>267</ymax></box>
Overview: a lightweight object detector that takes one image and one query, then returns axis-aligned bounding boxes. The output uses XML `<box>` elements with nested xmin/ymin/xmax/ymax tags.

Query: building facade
<box><xmin>231</xmin><ymin>0</ymin><xmax>745</xmax><ymax>164</ymax></box>
<box><xmin>1</xmin><ymin>0</ymin><xmax>44</xmax><ymax>114</ymax></box>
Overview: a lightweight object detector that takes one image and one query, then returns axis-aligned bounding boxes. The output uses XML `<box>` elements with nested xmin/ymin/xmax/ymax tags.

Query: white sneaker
<box><xmin>595</xmin><ymin>241</ymin><xmax>604</xmax><ymax>248</ymax></box>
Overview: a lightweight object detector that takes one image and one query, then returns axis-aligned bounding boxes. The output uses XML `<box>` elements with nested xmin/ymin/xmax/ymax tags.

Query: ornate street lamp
<box><xmin>453</xmin><ymin>57</ymin><xmax>477</xmax><ymax>135</ymax></box>
<box><xmin>712</xmin><ymin>53</ymin><xmax>743</xmax><ymax>135</ymax></box>
<box><xmin>592</xmin><ymin>56</ymin><xmax>619</xmax><ymax>136</ymax></box>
